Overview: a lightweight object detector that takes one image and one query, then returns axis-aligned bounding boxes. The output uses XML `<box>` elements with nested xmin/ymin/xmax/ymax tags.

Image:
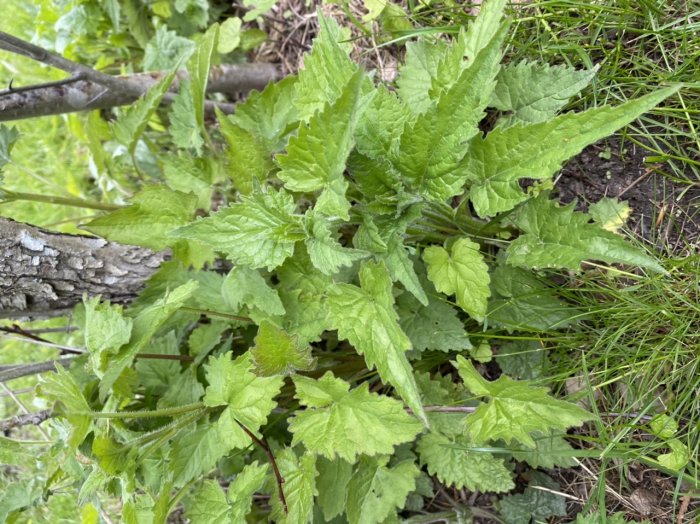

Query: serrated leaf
<box><xmin>304</xmin><ymin>211</ymin><xmax>368</xmax><ymax>275</ymax></box>
<box><xmin>397</xmin><ymin>283</ymin><xmax>471</xmax><ymax>353</ymax></box>
<box><xmin>82</xmin><ymin>186</ymin><xmax>197</xmax><ymax>250</ymax></box>
<box><xmin>487</xmin><ymin>263</ymin><xmax>578</xmax><ymax>332</ymax></box>
<box><xmin>185</xmin><ymin>480</ymin><xmax>228</xmax><ymax>524</ymax></box>
<box><xmin>230</xmin><ymin>75</ymin><xmax>299</xmax><ymax>154</ymax></box>
<box><xmin>170</xmin><ymin>419</ymin><xmax>229</xmax><ymax>487</ymax></box>
<box><xmin>589</xmin><ymin>197</ymin><xmax>631</xmax><ymax>232</ymax></box>
<box><xmin>354</xmin><ymin>85</ymin><xmax>410</xmax><ymax>159</ymax></box>
<box><xmin>499</xmin><ymin>472</ymin><xmax>566</xmax><ymax>524</ymax></box>
<box><xmin>278</xmin><ymin>70</ymin><xmax>368</xmax><ymax>219</ymax></box>
<box><xmin>222</xmin><ymin>266</ymin><xmax>285</xmax><ymax>316</ymax></box>
<box><xmin>468</xmin><ymin>86</ymin><xmax>680</xmax><ymax>217</ymax></box>
<box><xmin>316</xmin><ymin>457</ymin><xmax>353</xmax><ymax>521</ymax></box>
<box><xmin>83</xmin><ymin>296</ymin><xmax>133</xmax><ymax>377</ymax></box>
<box><xmin>40</xmin><ymin>365</ymin><xmax>91</xmax><ymax>449</ymax></box>
<box><xmin>143</xmin><ymin>25</ymin><xmax>194</xmax><ymax>71</ymax></box>
<box><xmin>169</xmin><ymin>79</ymin><xmax>204</xmax><ymax>155</ymax></box>
<box><xmin>392</xmin><ymin>28</ymin><xmax>505</xmax><ymax>201</ymax></box>
<box><xmin>455</xmin><ymin>356</ymin><xmax>592</xmax><ymax>448</ymax></box>
<box><xmin>397</xmin><ymin>39</ymin><xmax>448</xmax><ymax>114</ymax></box>
<box><xmin>289</xmin><ymin>373</ymin><xmax>422</xmax><ymax>462</ymax></box>
<box><xmin>162</xmin><ymin>154</ymin><xmax>213</xmax><ymax>208</ymax></box>
<box><xmin>0</xmin><ymin>480</ymin><xmax>42</xmax><ymax>523</ymax></box>
<box><xmin>294</xmin><ymin>14</ymin><xmax>356</xmax><ymax>119</ymax></box>
<box><xmin>417</xmin><ymin>432</ymin><xmax>514</xmax><ymax>492</ymax></box>
<box><xmin>511</xmin><ymin>431</ymin><xmax>577</xmax><ymax>469</ymax></box>
<box><xmin>189</xmin><ymin>23</ymin><xmax>219</xmax><ymax>132</ymax></box>
<box><xmin>346</xmin><ymin>456</ymin><xmax>419</xmax><ymax>524</ymax></box>
<box><xmin>203</xmin><ymin>352</ymin><xmax>283</xmax><ymax>433</ymax></box>
<box><xmin>217</xmin><ymin>108</ymin><xmax>273</xmax><ymax>195</ymax></box>
<box><xmin>423</xmin><ymin>238</ymin><xmax>490</xmax><ymax>322</ymax></box>
<box><xmin>384</xmin><ymin>235</ymin><xmax>428</xmax><ymax>306</ymax></box>
<box><xmin>251</xmin><ymin>320</ymin><xmax>315</xmax><ymax>376</ymax></box>
<box><xmin>112</xmin><ymin>67</ymin><xmax>179</xmax><ymax>155</ymax></box>
<box><xmin>218</xmin><ymin>17</ymin><xmax>242</xmax><ymax>53</ymax></box>
<box><xmin>270</xmin><ymin>449</ymin><xmax>317</xmax><ymax>524</ymax></box>
<box><xmin>0</xmin><ymin>124</ymin><xmax>19</xmax><ymax>171</ymax></box>
<box><xmin>492</xmin><ymin>61</ymin><xmax>596</xmax><ymax>126</ymax></box>
<box><xmin>99</xmin><ymin>280</ymin><xmax>199</xmax><ymax>399</ymax></box>
<box><xmin>463</xmin><ymin>0</ymin><xmax>507</xmax><ymax>61</ymax></box>
<box><xmin>327</xmin><ymin>261</ymin><xmax>426</xmax><ymax>424</ymax></box>
<box><xmin>228</xmin><ymin>462</ymin><xmax>269</xmax><ymax>521</ymax></box>
<box><xmin>171</xmin><ymin>187</ymin><xmax>304</xmax><ymax>270</ymax></box>
<box><xmin>506</xmin><ymin>195</ymin><xmax>665</xmax><ymax>273</ymax></box>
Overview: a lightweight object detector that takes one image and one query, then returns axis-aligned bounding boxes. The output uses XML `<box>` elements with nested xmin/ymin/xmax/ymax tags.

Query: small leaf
<box><xmin>83</xmin><ymin>296</ymin><xmax>133</xmax><ymax>377</ymax></box>
<box><xmin>0</xmin><ymin>124</ymin><xmax>20</xmax><ymax>171</ymax></box>
<box><xmin>289</xmin><ymin>372</ymin><xmax>422</xmax><ymax>462</ymax></box>
<box><xmin>218</xmin><ymin>17</ymin><xmax>242</xmax><ymax>53</ymax></box>
<box><xmin>171</xmin><ymin>187</ymin><xmax>304</xmax><ymax>270</ymax></box>
<box><xmin>328</xmin><ymin>261</ymin><xmax>426</xmax><ymax>424</ymax></box>
<box><xmin>455</xmin><ymin>356</ymin><xmax>592</xmax><ymax>448</ymax></box>
<box><xmin>228</xmin><ymin>462</ymin><xmax>270</xmax><ymax>521</ymax></box>
<box><xmin>185</xmin><ymin>480</ymin><xmax>229</xmax><ymax>524</ymax></box>
<box><xmin>423</xmin><ymin>238</ymin><xmax>491</xmax><ymax>322</ymax></box>
<box><xmin>251</xmin><ymin>320</ymin><xmax>315</xmax><ymax>376</ymax></box>
<box><xmin>169</xmin><ymin>79</ymin><xmax>204</xmax><ymax>155</ymax></box>
<box><xmin>304</xmin><ymin>210</ymin><xmax>368</xmax><ymax>275</ymax></box>
<box><xmin>189</xmin><ymin>23</ymin><xmax>219</xmax><ymax>132</ymax></box>
<box><xmin>588</xmin><ymin>197</ymin><xmax>631</xmax><ymax>233</ymax></box>
<box><xmin>222</xmin><ymin>266</ymin><xmax>285</xmax><ymax>316</ymax></box>
<box><xmin>242</xmin><ymin>0</ymin><xmax>276</xmax><ymax>21</ymax></box>
<box><xmin>142</xmin><ymin>25</ymin><xmax>194</xmax><ymax>71</ymax></box>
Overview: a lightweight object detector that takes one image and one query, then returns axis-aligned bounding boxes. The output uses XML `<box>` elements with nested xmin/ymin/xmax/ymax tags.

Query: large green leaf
<box><xmin>189</xmin><ymin>23</ymin><xmax>219</xmax><ymax>132</ymax></box>
<box><xmin>455</xmin><ymin>356</ymin><xmax>591</xmax><ymax>448</ymax></box>
<box><xmin>83</xmin><ymin>186</ymin><xmax>197</xmax><ymax>250</ymax></box>
<box><xmin>250</xmin><ymin>320</ymin><xmax>315</xmax><ymax>376</ymax></box>
<box><xmin>289</xmin><ymin>373</ymin><xmax>422</xmax><ymax>462</ymax></box>
<box><xmin>327</xmin><ymin>261</ymin><xmax>426</xmax><ymax>424</ymax></box>
<box><xmin>303</xmin><ymin>211</ymin><xmax>368</xmax><ymax>275</ymax></box>
<box><xmin>269</xmin><ymin>449</ymin><xmax>317</xmax><ymax>524</ymax></box>
<box><xmin>423</xmin><ymin>238</ymin><xmax>491</xmax><ymax>322</ymax></box>
<box><xmin>40</xmin><ymin>365</ymin><xmax>92</xmax><ymax>449</ymax></box>
<box><xmin>278</xmin><ymin>70</ymin><xmax>368</xmax><ymax>219</ymax></box>
<box><xmin>506</xmin><ymin>195</ymin><xmax>665</xmax><ymax>273</ymax></box>
<box><xmin>222</xmin><ymin>266</ymin><xmax>285</xmax><ymax>316</ymax></box>
<box><xmin>468</xmin><ymin>86</ymin><xmax>680</xmax><ymax>217</ymax></box>
<box><xmin>83</xmin><ymin>296</ymin><xmax>133</xmax><ymax>377</ymax></box>
<box><xmin>171</xmin><ymin>187</ymin><xmax>305</xmax><ymax>270</ymax></box>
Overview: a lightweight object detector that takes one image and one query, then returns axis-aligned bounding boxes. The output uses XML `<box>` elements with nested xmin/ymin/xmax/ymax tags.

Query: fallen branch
<box><xmin>0</xmin><ymin>356</ymin><xmax>74</xmax><ymax>382</ymax></box>
<box><xmin>0</xmin><ymin>408</ymin><xmax>54</xmax><ymax>432</ymax></box>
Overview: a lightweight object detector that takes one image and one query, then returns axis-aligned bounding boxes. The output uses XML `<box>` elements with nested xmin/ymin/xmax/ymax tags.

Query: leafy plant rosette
<box><xmin>23</xmin><ymin>0</ymin><xmax>679</xmax><ymax>521</ymax></box>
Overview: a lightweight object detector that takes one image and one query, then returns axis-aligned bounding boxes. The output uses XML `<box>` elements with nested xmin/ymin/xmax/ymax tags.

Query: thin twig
<box><xmin>0</xmin><ymin>382</ymin><xmax>50</xmax><ymax>439</ymax></box>
<box><xmin>1</xmin><ymin>74</ymin><xmax>86</xmax><ymax>96</ymax></box>
<box><xmin>238</xmin><ymin>423</ymin><xmax>288</xmax><ymax>514</ymax></box>
<box><xmin>0</xmin><ymin>356</ymin><xmax>74</xmax><ymax>382</ymax></box>
<box><xmin>0</xmin><ymin>408</ymin><xmax>54</xmax><ymax>432</ymax></box>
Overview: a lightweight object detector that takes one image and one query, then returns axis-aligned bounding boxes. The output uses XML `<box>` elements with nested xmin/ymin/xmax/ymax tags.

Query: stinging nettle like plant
<box><xmin>15</xmin><ymin>0</ymin><xmax>680</xmax><ymax>521</ymax></box>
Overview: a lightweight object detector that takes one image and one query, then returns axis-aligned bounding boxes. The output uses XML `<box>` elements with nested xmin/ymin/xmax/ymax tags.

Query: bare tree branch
<box><xmin>0</xmin><ymin>356</ymin><xmax>74</xmax><ymax>383</ymax></box>
<box><xmin>0</xmin><ymin>408</ymin><xmax>54</xmax><ymax>432</ymax></box>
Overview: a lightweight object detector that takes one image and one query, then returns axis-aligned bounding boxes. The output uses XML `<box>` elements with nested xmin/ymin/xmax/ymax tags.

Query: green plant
<box><xmin>1</xmin><ymin>0</ymin><xmax>685</xmax><ymax>521</ymax></box>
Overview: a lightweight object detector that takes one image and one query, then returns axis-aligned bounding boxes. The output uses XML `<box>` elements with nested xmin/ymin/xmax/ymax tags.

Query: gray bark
<box><xmin>0</xmin><ymin>63</ymin><xmax>278</xmax><ymax>122</ymax></box>
<box><xmin>0</xmin><ymin>217</ymin><xmax>163</xmax><ymax>318</ymax></box>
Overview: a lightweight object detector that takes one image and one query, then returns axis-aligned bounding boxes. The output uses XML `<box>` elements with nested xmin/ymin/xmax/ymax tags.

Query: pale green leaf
<box><xmin>455</xmin><ymin>355</ymin><xmax>592</xmax><ymax>448</ymax></box>
<box><xmin>487</xmin><ymin>263</ymin><xmax>578</xmax><ymax>332</ymax></box>
<box><xmin>463</xmin><ymin>0</ymin><xmax>507</xmax><ymax>61</ymax></box>
<box><xmin>162</xmin><ymin>154</ymin><xmax>213</xmax><ymax>208</ymax></box>
<box><xmin>270</xmin><ymin>449</ymin><xmax>317</xmax><ymax>524</ymax></box>
<box><xmin>169</xmin><ymin>79</ymin><xmax>204</xmax><ymax>155</ymax></box>
<box><xmin>83</xmin><ymin>185</ymin><xmax>197</xmax><ymax>250</ymax></box>
<box><xmin>392</xmin><ymin>27</ymin><xmax>505</xmax><ymax>201</ymax></box>
<box><xmin>346</xmin><ymin>456</ymin><xmax>419</xmax><ymax>524</ymax></box>
<box><xmin>423</xmin><ymin>238</ymin><xmax>490</xmax><ymax>322</ymax></box>
<box><xmin>189</xmin><ymin>23</ymin><xmax>219</xmax><ymax>131</ymax></box>
<box><xmin>230</xmin><ymin>75</ymin><xmax>299</xmax><ymax>154</ymax></box>
<box><xmin>511</xmin><ymin>431</ymin><xmax>577</xmax><ymax>469</ymax></box>
<box><xmin>99</xmin><ymin>280</ymin><xmax>199</xmax><ymax>399</ymax></box>
<box><xmin>228</xmin><ymin>462</ymin><xmax>270</xmax><ymax>521</ymax></box>
<box><xmin>203</xmin><ymin>352</ymin><xmax>283</xmax><ymax>433</ymax></box>
<box><xmin>354</xmin><ymin>85</ymin><xmax>409</xmax><ymax>159</ymax></box>
<box><xmin>316</xmin><ymin>456</ymin><xmax>352</xmax><ymax>521</ymax></box>
<box><xmin>242</xmin><ymin>0</ymin><xmax>276</xmax><ymax>21</ymax></box>
<box><xmin>294</xmin><ymin>14</ymin><xmax>356</xmax><ymax>120</ymax></box>
<box><xmin>112</xmin><ymin>67</ymin><xmax>179</xmax><ymax>155</ymax></box>
<box><xmin>217</xmin><ymin>108</ymin><xmax>273</xmax><ymax>194</ymax></box>
<box><xmin>657</xmin><ymin>439</ymin><xmax>690</xmax><ymax>471</ymax></box>
<box><xmin>0</xmin><ymin>480</ymin><xmax>42</xmax><ymax>523</ymax></box>
<box><xmin>363</xmin><ymin>0</ymin><xmax>386</xmax><ymax>21</ymax></box>
<box><xmin>397</xmin><ymin>283</ymin><xmax>471</xmax><ymax>353</ymax></box>
<box><xmin>588</xmin><ymin>197</ymin><xmax>631</xmax><ymax>232</ymax></box>
<box><xmin>417</xmin><ymin>432</ymin><xmax>514</xmax><ymax>492</ymax></box>
<box><xmin>169</xmin><ymin>420</ymin><xmax>229</xmax><ymax>487</ymax></box>
<box><xmin>383</xmin><ymin>235</ymin><xmax>428</xmax><ymax>306</ymax></box>
<box><xmin>278</xmin><ymin>70</ymin><xmax>368</xmax><ymax>219</ymax></box>
<box><xmin>506</xmin><ymin>195</ymin><xmax>665</xmax><ymax>273</ymax></box>
<box><xmin>289</xmin><ymin>373</ymin><xmax>422</xmax><ymax>462</ymax></box>
<box><xmin>83</xmin><ymin>296</ymin><xmax>133</xmax><ymax>377</ymax></box>
<box><xmin>40</xmin><ymin>365</ymin><xmax>91</xmax><ymax>449</ymax></box>
<box><xmin>0</xmin><ymin>124</ymin><xmax>19</xmax><ymax>171</ymax></box>
<box><xmin>468</xmin><ymin>86</ymin><xmax>680</xmax><ymax>217</ymax></box>
<box><xmin>397</xmin><ymin>39</ymin><xmax>447</xmax><ymax>114</ymax></box>
<box><xmin>218</xmin><ymin>17</ymin><xmax>242</xmax><ymax>53</ymax></box>
<box><xmin>171</xmin><ymin>187</ymin><xmax>304</xmax><ymax>270</ymax></box>
<box><xmin>222</xmin><ymin>266</ymin><xmax>285</xmax><ymax>316</ymax></box>
<box><xmin>327</xmin><ymin>261</ymin><xmax>426</xmax><ymax>424</ymax></box>
<box><xmin>185</xmin><ymin>480</ymin><xmax>229</xmax><ymax>524</ymax></box>
<box><xmin>251</xmin><ymin>320</ymin><xmax>315</xmax><ymax>376</ymax></box>
<box><xmin>143</xmin><ymin>25</ymin><xmax>194</xmax><ymax>71</ymax></box>
<box><xmin>304</xmin><ymin>211</ymin><xmax>368</xmax><ymax>275</ymax></box>
<box><xmin>492</xmin><ymin>61</ymin><xmax>596</xmax><ymax>126</ymax></box>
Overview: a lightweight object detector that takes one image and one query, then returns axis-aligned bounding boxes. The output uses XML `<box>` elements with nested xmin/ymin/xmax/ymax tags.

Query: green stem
<box><xmin>77</xmin><ymin>401</ymin><xmax>205</xmax><ymax>419</ymax></box>
<box><xmin>1</xmin><ymin>190</ymin><xmax>123</xmax><ymax>211</ymax></box>
<box><xmin>129</xmin><ymin>408</ymin><xmax>206</xmax><ymax>450</ymax></box>
<box><xmin>181</xmin><ymin>306</ymin><xmax>253</xmax><ymax>323</ymax></box>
